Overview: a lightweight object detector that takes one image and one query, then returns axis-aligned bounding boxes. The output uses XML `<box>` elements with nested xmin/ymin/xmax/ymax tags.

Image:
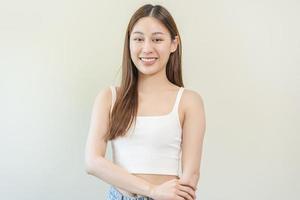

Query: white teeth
<box><xmin>141</xmin><ymin>58</ymin><xmax>156</xmax><ymax>62</ymax></box>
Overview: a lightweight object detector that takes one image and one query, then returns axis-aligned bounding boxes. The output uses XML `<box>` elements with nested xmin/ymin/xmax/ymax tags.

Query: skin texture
<box><xmin>85</xmin><ymin>16</ymin><xmax>206</xmax><ymax>200</ymax></box>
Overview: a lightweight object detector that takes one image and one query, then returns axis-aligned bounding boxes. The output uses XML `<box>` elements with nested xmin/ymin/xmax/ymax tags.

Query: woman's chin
<box><xmin>138</xmin><ymin>68</ymin><xmax>160</xmax><ymax>75</ymax></box>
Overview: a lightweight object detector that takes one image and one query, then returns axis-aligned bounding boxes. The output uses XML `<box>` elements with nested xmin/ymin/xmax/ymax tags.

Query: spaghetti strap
<box><xmin>110</xmin><ymin>85</ymin><xmax>116</xmax><ymax>113</ymax></box>
<box><xmin>172</xmin><ymin>87</ymin><xmax>184</xmax><ymax>113</ymax></box>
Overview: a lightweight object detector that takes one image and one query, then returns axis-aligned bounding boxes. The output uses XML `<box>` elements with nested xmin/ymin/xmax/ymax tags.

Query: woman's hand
<box><xmin>178</xmin><ymin>173</ymin><xmax>199</xmax><ymax>192</ymax></box>
<box><xmin>149</xmin><ymin>178</ymin><xmax>196</xmax><ymax>200</ymax></box>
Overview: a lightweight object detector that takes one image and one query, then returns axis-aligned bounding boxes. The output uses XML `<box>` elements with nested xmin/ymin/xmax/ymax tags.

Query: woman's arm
<box><xmin>86</xmin><ymin>156</ymin><xmax>155</xmax><ymax>196</ymax></box>
<box><xmin>85</xmin><ymin>87</ymin><xmax>154</xmax><ymax>196</ymax></box>
<box><xmin>179</xmin><ymin>90</ymin><xmax>206</xmax><ymax>191</ymax></box>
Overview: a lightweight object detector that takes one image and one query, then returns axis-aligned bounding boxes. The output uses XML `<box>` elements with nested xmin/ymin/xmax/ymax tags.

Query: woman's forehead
<box><xmin>131</xmin><ymin>17</ymin><xmax>169</xmax><ymax>35</ymax></box>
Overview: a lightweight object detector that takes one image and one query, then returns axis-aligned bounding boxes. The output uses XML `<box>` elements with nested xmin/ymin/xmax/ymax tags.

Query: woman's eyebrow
<box><xmin>132</xmin><ymin>31</ymin><xmax>165</xmax><ymax>35</ymax></box>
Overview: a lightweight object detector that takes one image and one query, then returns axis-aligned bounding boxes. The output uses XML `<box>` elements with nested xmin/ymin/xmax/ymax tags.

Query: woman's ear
<box><xmin>170</xmin><ymin>35</ymin><xmax>179</xmax><ymax>53</ymax></box>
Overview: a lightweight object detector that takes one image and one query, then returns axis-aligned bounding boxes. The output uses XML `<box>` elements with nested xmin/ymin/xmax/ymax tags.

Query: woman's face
<box><xmin>129</xmin><ymin>17</ymin><xmax>178</xmax><ymax>76</ymax></box>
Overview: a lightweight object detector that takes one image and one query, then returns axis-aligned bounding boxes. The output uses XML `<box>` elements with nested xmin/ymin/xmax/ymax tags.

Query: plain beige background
<box><xmin>0</xmin><ymin>0</ymin><xmax>299</xmax><ymax>199</ymax></box>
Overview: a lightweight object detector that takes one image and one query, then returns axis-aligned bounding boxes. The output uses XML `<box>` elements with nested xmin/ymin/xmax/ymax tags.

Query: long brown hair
<box><xmin>104</xmin><ymin>4</ymin><xmax>184</xmax><ymax>142</ymax></box>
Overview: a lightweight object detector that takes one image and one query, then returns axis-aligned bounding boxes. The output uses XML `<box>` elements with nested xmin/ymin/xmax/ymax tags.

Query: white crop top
<box><xmin>110</xmin><ymin>86</ymin><xmax>184</xmax><ymax>176</ymax></box>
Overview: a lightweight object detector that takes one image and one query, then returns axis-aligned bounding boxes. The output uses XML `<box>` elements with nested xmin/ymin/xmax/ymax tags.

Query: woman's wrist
<box><xmin>147</xmin><ymin>183</ymin><xmax>157</xmax><ymax>198</ymax></box>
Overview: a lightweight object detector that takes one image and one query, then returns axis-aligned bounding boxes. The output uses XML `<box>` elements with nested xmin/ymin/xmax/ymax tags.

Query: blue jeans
<box><xmin>106</xmin><ymin>185</ymin><xmax>153</xmax><ymax>200</ymax></box>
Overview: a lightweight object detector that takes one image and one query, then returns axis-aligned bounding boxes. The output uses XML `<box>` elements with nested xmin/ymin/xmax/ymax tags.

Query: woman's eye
<box><xmin>132</xmin><ymin>38</ymin><xmax>163</xmax><ymax>42</ymax></box>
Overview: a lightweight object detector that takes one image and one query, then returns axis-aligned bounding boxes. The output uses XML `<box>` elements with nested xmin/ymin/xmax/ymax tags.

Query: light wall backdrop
<box><xmin>0</xmin><ymin>0</ymin><xmax>299</xmax><ymax>199</ymax></box>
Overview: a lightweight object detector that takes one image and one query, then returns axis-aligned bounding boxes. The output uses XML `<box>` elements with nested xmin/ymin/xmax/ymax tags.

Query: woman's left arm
<box><xmin>179</xmin><ymin>90</ymin><xmax>206</xmax><ymax>191</ymax></box>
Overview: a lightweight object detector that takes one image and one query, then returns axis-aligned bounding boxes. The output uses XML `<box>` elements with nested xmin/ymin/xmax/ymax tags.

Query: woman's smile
<box><xmin>139</xmin><ymin>57</ymin><xmax>158</xmax><ymax>65</ymax></box>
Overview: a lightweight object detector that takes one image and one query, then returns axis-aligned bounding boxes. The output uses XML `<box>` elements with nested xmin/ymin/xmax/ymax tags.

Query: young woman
<box><xmin>85</xmin><ymin>4</ymin><xmax>206</xmax><ymax>200</ymax></box>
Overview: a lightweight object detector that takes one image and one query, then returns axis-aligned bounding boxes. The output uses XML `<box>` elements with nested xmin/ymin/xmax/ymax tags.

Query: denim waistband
<box><xmin>107</xmin><ymin>185</ymin><xmax>153</xmax><ymax>200</ymax></box>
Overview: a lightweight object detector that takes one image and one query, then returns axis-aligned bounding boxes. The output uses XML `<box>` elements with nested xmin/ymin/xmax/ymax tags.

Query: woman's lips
<box><xmin>139</xmin><ymin>57</ymin><xmax>158</xmax><ymax>66</ymax></box>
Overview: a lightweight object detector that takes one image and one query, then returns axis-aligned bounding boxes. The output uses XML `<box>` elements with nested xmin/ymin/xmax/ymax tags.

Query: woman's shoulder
<box><xmin>93</xmin><ymin>85</ymin><xmax>119</xmax><ymax>110</ymax></box>
<box><xmin>96</xmin><ymin>85</ymin><xmax>116</xmax><ymax>97</ymax></box>
<box><xmin>98</xmin><ymin>85</ymin><xmax>119</xmax><ymax>95</ymax></box>
<box><xmin>181</xmin><ymin>87</ymin><xmax>205</xmax><ymax>111</ymax></box>
<box><xmin>182</xmin><ymin>86</ymin><xmax>203</xmax><ymax>98</ymax></box>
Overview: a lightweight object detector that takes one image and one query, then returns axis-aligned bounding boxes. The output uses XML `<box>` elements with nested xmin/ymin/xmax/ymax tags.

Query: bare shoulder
<box><xmin>182</xmin><ymin>88</ymin><xmax>204</xmax><ymax>105</ymax></box>
<box><xmin>182</xmin><ymin>88</ymin><xmax>205</xmax><ymax>114</ymax></box>
<box><xmin>93</xmin><ymin>86</ymin><xmax>113</xmax><ymax>111</ymax></box>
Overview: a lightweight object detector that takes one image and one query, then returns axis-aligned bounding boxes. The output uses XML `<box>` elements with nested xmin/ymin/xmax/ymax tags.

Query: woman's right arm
<box><xmin>84</xmin><ymin>87</ymin><xmax>195</xmax><ymax>200</ymax></box>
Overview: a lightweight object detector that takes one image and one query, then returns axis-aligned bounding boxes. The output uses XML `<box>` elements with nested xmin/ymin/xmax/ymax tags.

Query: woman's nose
<box><xmin>142</xmin><ymin>39</ymin><xmax>154</xmax><ymax>53</ymax></box>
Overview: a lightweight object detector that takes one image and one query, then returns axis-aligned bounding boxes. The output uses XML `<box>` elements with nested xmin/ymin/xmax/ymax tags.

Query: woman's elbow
<box><xmin>85</xmin><ymin>160</ymin><xmax>94</xmax><ymax>174</ymax></box>
<box><xmin>85</xmin><ymin>156</ymin><xmax>100</xmax><ymax>174</ymax></box>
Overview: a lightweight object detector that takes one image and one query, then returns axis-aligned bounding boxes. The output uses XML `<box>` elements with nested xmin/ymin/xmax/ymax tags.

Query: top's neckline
<box><xmin>136</xmin><ymin>87</ymin><xmax>183</xmax><ymax>118</ymax></box>
<box><xmin>136</xmin><ymin>110</ymin><xmax>174</xmax><ymax>118</ymax></box>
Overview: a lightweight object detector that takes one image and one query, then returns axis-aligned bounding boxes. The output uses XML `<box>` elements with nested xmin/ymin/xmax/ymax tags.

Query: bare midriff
<box><xmin>116</xmin><ymin>174</ymin><xmax>179</xmax><ymax>197</ymax></box>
